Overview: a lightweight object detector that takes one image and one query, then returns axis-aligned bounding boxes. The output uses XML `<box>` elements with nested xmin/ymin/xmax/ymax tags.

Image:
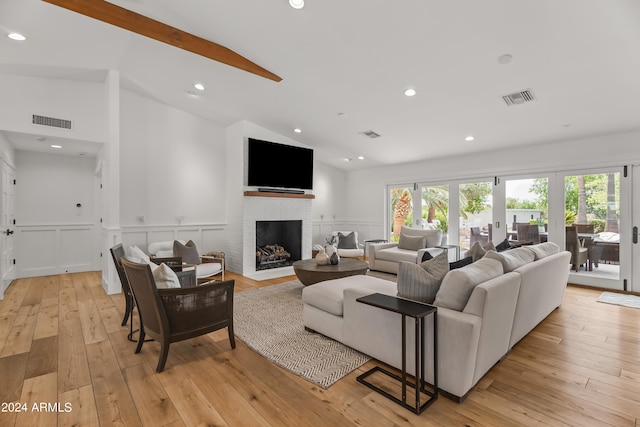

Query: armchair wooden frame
<box><xmin>121</xmin><ymin>258</ymin><xmax>236</xmax><ymax>372</ymax></box>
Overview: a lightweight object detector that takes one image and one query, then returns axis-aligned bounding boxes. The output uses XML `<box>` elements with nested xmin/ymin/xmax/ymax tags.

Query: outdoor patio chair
<box><xmin>566</xmin><ymin>226</ymin><xmax>588</xmax><ymax>272</ymax></box>
<box><xmin>516</xmin><ymin>224</ymin><xmax>540</xmax><ymax>244</ymax></box>
<box><xmin>470</xmin><ymin>227</ymin><xmax>489</xmax><ymax>247</ymax></box>
<box><xmin>121</xmin><ymin>257</ymin><xmax>235</xmax><ymax>372</ymax></box>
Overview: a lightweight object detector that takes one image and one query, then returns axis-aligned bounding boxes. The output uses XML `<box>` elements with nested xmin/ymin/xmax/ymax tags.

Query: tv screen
<box><xmin>247</xmin><ymin>138</ymin><xmax>314</xmax><ymax>190</ymax></box>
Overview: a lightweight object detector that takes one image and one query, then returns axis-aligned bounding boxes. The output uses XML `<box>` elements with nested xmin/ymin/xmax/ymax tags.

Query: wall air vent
<box><xmin>32</xmin><ymin>114</ymin><xmax>72</xmax><ymax>130</ymax></box>
<box><xmin>359</xmin><ymin>130</ymin><xmax>381</xmax><ymax>139</ymax></box>
<box><xmin>502</xmin><ymin>89</ymin><xmax>535</xmax><ymax>106</ymax></box>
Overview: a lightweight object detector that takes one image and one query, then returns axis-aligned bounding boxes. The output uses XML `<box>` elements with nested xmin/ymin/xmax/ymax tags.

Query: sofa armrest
<box><xmin>368</xmin><ymin>242</ymin><xmax>398</xmax><ymax>269</ymax></box>
<box><xmin>463</xmin><ymin>272</ymin><xmax>520</xmax><ymax>383</ymax></box>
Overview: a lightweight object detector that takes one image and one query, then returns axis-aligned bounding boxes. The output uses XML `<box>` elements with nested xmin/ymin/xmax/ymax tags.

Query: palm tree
<box><xmin>391</xmin><ymin>189</ymin><xmax>412</xmax><ymax>238</ymax></box>
<box><xmin>577</xmin><ymin>175</ymin><xmax>587</xmax><ymax>224</ymax></box>
<box><xmin>421</xmin><ymin>186</ymin><xmax>449</xmax><ymax>224</ymax></box>
<box><xmin>605</xmin><ymin>173</ymin><xmax>619</xmax><ymax>232</ymax></box>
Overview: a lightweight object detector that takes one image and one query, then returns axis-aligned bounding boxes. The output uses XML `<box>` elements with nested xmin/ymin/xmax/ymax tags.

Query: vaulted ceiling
<box><xmin>2</xmin><ymin>0</ymin><xmax>640</xmax><ymax>169</ymax></box>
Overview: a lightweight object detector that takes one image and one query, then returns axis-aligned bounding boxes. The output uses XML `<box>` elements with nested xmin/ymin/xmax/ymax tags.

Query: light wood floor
<box><xmin>1</xmin><ymin>271</ymin><xmax>639</xmax><ymax>427</ymax></box>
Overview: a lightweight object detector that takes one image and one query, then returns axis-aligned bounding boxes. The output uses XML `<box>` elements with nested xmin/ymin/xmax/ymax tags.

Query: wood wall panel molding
<box><xmin>43</xmin><ymin>0</ymin><xmax>282</xmax><ymax>82</ymax></box>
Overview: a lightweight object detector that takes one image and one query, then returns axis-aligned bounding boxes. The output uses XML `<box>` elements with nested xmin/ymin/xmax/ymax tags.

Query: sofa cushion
<box><xmin>397</xmin><ymin>251</ymin><xmax>449</xmax><ymax>303</ymax></box>
<box><xmin>524</xmin><ymin>242</ymin><xmax>560</xmax><ymax>260</ymax></box>
<box><xmin>376</xmin><ymin>246</ymin><xmax>421</xmax><ymax>264</ymax></box>
<box><xmin>398</xmin><ymin>234</ymin><xmax>426</xmax><ymax>251</ymax></box>
<box><xmin>484</xmin><ymin>247</ymin><xmax>535</xmax><ymax>272</ymax></box>
<box><xmin>174</xmin><ymin>240</ymin><xmax>200</xmax><ymax>265</ymax></box>
<box><xmin>302</xmin><ymin>275</ymin><xmax>397</xmax><ymax>316</ymax></box>
<box><xmin>337</xmin><ymin>232</ymin><xmax>357</xmax><ymax>249</ymax></box>
<box><xmin>434</xmin><ymin>257</ymin><xmax>504</xmax><ymax>311</ymax></box>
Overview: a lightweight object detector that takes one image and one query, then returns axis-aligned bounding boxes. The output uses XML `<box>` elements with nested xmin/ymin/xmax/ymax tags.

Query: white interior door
<box><xmin>1</xmin><ymin>160</ymin><xmax>16</xmax><ymax>299</ymax></box>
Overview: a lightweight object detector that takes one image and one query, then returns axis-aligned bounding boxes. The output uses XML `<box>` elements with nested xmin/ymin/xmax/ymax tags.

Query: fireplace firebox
<box><xmin>255</xmin><ymin>220</ymin><xmax>302</xmax><ymax>270</ymax></box>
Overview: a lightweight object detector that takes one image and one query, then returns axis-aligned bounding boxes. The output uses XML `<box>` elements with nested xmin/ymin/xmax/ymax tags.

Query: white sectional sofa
<box><xmin>302</xmin><ymin>243</ymin><xmax>571</xmax><ymax>401</ymax></box>
<box><xmin>368</xmin><ymin>226</ymin><xmax>444</xmax><ymax>274</ymax></box>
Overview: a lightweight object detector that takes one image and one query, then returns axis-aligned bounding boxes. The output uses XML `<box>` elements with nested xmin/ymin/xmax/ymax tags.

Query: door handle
<box><xmin>633</xmin><ymin>226</ymin><xmax>638</xmax><ymax>244</ymax></box>
<box><xmin>5</xmin><ymin>229</ymin><xmax>13</xmax><ymax>236</ymax></box>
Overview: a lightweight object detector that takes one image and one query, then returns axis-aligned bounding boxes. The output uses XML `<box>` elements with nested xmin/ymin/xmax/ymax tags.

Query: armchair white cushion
<box><xmin>332</xmin><ymin>231</ymin><xmax>364</xmax><ymax>258</ymax></box>
<box><xmin>148</xmin><ymin>240</ymin><xmax>224</xmax><ymax>281</ymax></box>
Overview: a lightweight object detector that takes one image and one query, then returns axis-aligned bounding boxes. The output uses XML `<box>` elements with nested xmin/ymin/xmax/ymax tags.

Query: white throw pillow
<box><xmin>484</xmin><ymin>247</ymin><xmax>535</xmax><ymax>272</ymax></box>
<box><xmin>434</xmin><ymin>257</ymin><xmax>504</xmax><ymax>311</ymax></box>
<box><xmin>152</xmin><ymin>263</ymin><xmax>181</xmax><ymax>289</ymax></box>
<box><xmin>129</xmin><ymin>245</ymin><xmax>151</xmax><ymax>264</ymax></box>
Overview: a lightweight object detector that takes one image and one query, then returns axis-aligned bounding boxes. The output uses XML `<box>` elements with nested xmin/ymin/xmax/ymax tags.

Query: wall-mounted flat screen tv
<box><xmin>247</xmin><ymin>138</ymin><xmax>314</xmax><ymax>191</ymax></box>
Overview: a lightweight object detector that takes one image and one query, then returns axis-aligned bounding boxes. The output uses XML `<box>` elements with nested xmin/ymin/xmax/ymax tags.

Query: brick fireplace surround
<box><xmin>227</xmin><ymin>192</ymin><xmax>312</xmax><ymax>280</ymax></box>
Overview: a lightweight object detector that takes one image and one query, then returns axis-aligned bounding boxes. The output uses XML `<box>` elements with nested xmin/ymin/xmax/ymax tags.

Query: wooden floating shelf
<box><xmin>244</xmin><ymin>191</ymin><xmax>315</xmax><ymax>199</ymax></box>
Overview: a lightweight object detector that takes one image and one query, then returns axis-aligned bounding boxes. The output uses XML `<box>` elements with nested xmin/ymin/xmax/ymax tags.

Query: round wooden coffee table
<box><xmin>293</xmin><ymin>258</ymin><xmax>369</xmax><ymax>286</ymax></box>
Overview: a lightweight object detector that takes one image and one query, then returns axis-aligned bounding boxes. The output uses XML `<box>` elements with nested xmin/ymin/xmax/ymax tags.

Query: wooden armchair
<box><xmin>121</xmin><ymin>258</ymin><xmax>235</xmax><ymax>372</ymax></box>
<box><xmin>110</xmin><ymin>245</ymin><xmax>197</xmax><ymax>343</ymax></box>
<box><xmin>565</xmin><ymin>226</ymin><xmax>588</xmax><ymax>272</ymax></box>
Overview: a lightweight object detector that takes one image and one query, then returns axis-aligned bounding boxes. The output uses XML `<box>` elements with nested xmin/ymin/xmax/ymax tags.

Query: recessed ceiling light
<box><xmin>294</xmin><ymin>128</ymin><xmax>302</xmax><ymax>133</ymax></box>
<box><xmin>194</xmin><ymin>83</ymin><xmax>205</xmax><ymax>91</ymax></box>
<box><xmin>50</xmin><ymin>144</ymin><xmax>62</xmax><ymax>149</ymax></box>
<box><xmin>289</xmin><ymin>0</ymin><xmax>304</xmax><ymax>9</ymax></box>
<box><xmin>343</xmin><ymin>158</ymin><xmax>352</xmax><ymax>162</ymax></box>
<box><xmin>7</xmin><ymin>32</ymin><xmax>26</xmax><ymax>41</ymax></box>
<box><xmin>465</xmin><ymin>136</ymin><xmax>475</xmax><ymax>141</ymax></box>
<box><xmin>357</xmin><ymin>156</ymin><xmax>365</xmax><ymax>160</ymax></box>
<box><xmin>404</xmin><ymin>88</ymin><xmax>417</xmax><ymax>97</ymax></box>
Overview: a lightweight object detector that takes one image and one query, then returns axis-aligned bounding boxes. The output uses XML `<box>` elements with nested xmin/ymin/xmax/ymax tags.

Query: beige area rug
<box><xmin>597</xmin><ymin>291</ymin><xmax>640</xmax><ymax>309</ymax></box>
<box><xmin>234</xmin><ymin>279</ymin><xmax>374</xmax><ymax>389</ymax></box>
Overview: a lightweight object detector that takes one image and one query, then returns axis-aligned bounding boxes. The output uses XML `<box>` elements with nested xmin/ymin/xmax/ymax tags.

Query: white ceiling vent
<box><xmin>502</xmin><ymin>89</ymin><xmax>535</xmax><ymax>106</ymax></box>
<box><xmin>32</xmin><ymin>114</ymin><xmax>73</xmax><ymax>130</ymax></box>
<box><xmin>359</xmin><ymin>130</ymin><xmax>381</xmax><ymax>139</ymax></box>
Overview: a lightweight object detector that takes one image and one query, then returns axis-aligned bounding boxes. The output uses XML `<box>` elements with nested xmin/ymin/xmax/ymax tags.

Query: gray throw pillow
<box><xmin>173</xmin><ymin>240</ymin><xmax>201</xmax><ymax>265</ymax></box>
<box><xmin>466</xmin><ymin>241</ymin><xmax>486</xmax><ymax>262</ymax></box>
<box><xmin>397</xmin><ymin>251</ymin><xmax>449</xmax><ymax>303</ymax></box>
<box><xmin>337</xmin><ymin>232</ymin><xmax>357</xmax><ymax>249</ymax></box>
<box><xmin>398</xmin><ymin>234</ymin><xmax>426</xmax><ymax>251</ymax></box>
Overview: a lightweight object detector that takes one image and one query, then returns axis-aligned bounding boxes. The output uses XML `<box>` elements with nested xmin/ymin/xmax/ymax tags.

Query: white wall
<box><xmin>15</xmin><ymin>150</ymin><xmax>99</xmax><ymax>277</ymax></box>
<box><xmin>119</xmin><ymin>90</ymin><xmax>227</xmax><ymax>226</ymax></box>
<box><xmin>0</xmin><ymin>73</ymin><xmax>106</xmax><ymax>143</ymax></box>
<box><xmin>344</xmin><ymin>130</ymin><xmax>640</xmax><ymax>229</ymax></box>
<box><xmin>0</xmin><ymin>132</ymin><xmax>16</xmax><ymax>168</ymax></box>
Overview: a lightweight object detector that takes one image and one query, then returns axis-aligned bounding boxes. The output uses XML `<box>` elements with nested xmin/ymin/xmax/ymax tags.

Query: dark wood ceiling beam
<box><xmin>42</xmin><ymin>0</ymin><xmax>282</xmax><ymax>82</ymax></box>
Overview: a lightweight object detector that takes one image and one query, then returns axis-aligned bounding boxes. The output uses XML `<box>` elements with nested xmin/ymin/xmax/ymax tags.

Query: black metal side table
<box><xmin>355</xmin><ymin>293</ymin><xmax>438</xmax><ymax>414</ymax></box>
<box><xmin>435</xmin><ymin>244</ymin><xmax>460</xmax><ymax>261</ymax></box>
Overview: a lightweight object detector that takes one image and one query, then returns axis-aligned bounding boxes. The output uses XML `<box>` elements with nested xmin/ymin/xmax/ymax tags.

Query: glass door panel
<box><xmin>459</xmin><ymin>181</ymin><xmax>493</xmax><ymax>253</ymax></box>
<box><xmin>505</xmin><ymin>177</ymin><xmax>549</xmax><ymax>243</ymax></box>
<box><xmin>562</xmin><ymin>169</ymin><xmax>628</xmax><ymax>289</ymax></box>
<box><xmin>389</xmin><ymin>186</ymin><xmax>414</xmax><ymax>242</ymax></box>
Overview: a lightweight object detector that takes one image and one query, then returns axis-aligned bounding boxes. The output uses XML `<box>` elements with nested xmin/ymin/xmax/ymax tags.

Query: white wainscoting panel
<box><xmin>16</xmin><ymin>224</ymin><xmax>99</xmax><ymax>277</ymax></box>
<box><xmin>121</xmin><ymin>224</ymin><xmax>227</xmax><ymax>256</ymax></box>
